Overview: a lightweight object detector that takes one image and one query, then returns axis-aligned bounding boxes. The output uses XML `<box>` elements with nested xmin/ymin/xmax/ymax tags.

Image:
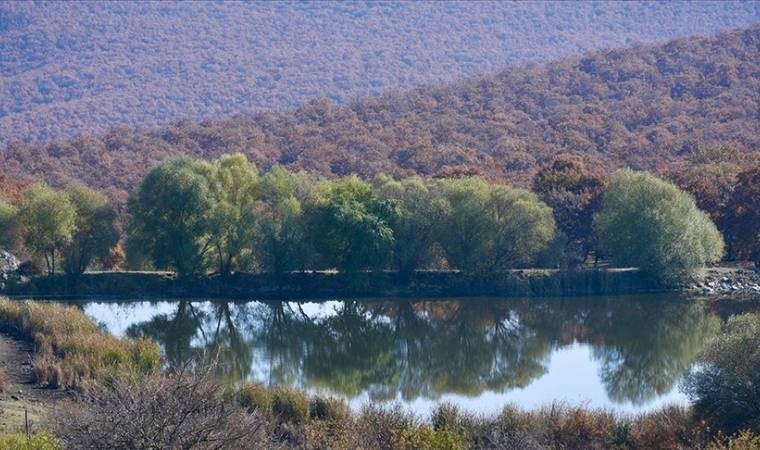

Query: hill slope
<box><xmin>1</xmin><ymin>26</ymin><xmax>759</xmax><ymax>205</ymax></box>
<box><xmin>1</xmin><ymin>1</ymin><xmax>759</xmax><ymax>146</ymax></box>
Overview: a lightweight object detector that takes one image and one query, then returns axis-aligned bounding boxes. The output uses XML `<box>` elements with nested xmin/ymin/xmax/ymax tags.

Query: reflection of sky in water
<box><xmin>84</xmin><ymin>298</ymin><xmax>704</xmax><ymax>416</ymax></box>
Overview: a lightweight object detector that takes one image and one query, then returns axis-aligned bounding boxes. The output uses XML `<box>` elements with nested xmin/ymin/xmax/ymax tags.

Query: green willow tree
<box><xmin>594</xmin><ymin>169</ymin><xmax>724</xmax><ymax>284</ymax></box>
<box><xmin>127</xmin><ymin>157</ymin><xmax>215</xmax><ymax>277</ymax></box>
<box><xmin>435</xmin><ymin>177</ymin><xmax>556</xmax><ymax>272</ymax></box>
<box><xmin>207</xmin><ymin>153</ymin><xmax>260</xmax><ymax>275</ymax></box>
<box><xmin>62</xmin><ymin>184</ymin><xmax>120</xmax><ymax>277</ymax></box>
<box><xmin>374</xmin><ymin>175</ymin><xmax>445</xmax><ymax>276</ymax></box>
<box><xmin>18</xmin><ymin>183</ymin><xmax>76</xmax><ymax>275</ymax></box>
<box><xmin>0</xmin><ymin>198</ymin><xmax>18</xmax><ymax>251</ymax></box>
<box><xmin>255</xmin><ymin>166</ymin><xmax>312</xmax><ymax>274</ymax></box>
<box><xmin>306</xmin><ymin>176</ymin><xmax>397</xmax><ymax>272</ymax></box>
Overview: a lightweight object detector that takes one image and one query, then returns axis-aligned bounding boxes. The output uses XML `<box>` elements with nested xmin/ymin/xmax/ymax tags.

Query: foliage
<box><xmin>270</xmin><ymin>386</ymin><xmax>311</xmax><ymax>424</ymax></box>
<box><xmin>61</xmin><ymin>183</ymin><xmax>119</xmax><ymax>276</ymax></box>
<box><xmin>682</xmin><ymin>313</ymin><xmax>760</xmax><ymax>434</ymax></box>
<box><xmin>0</xmin><ymin>432</ymin><xmax>62</xmax><ymax>450</ymax></box>
<box><xmin>255</xmin><ymin>166</ymin><xmax>312</xmax><ymax>274</ymax></box>
<box><xmin>0</xmin><ymin>198</ymin><xmax>18</xmax><ymax>250</ymax></box>
<box><xmin>17</xmin><ymin>184</ymin><xmax>76</xmax><ymax>275</ymax></box>
<box><xmin>207</xmin><ymin>153</ymin><xmax>259</xmax><ymax>275</ymax></box>
<box><xmin>725</xmin><ymin>164</ymin><xmax>760</xmax><ymax>267</ymax></box>
<box><xmin>374</xmin><ymin>175</ymin><xmax>445</xmax><ymax>275</ymax></box>
<box><xmin>0</xmin><ymin>298</ymin><xmax>159</xmax><ymax>389</ymax></box>
<box><xmin>127</xmin><ymin>157</ymin><xmax>214</xmax><ymax>276</ymax></box>
<box><xmin>305</xmin><ymin>176</ymin><xmax>397</xmax><ymax>272</ymax></box>
<box><xmin>436</xmin><ymin>177</ymin><xmax>555</xmax><ymax>272</ymax></box>
<box><xmin>533</xmin><ymin>153</ymin><xmax>608</xmax><ymax>265</ymax></box>
<box><xmin>594</xmin><ymin>170</ymin><xmax>724</xmax><ymax>284</ymax></box>
<box><xmin>3</xmin><ymin>25</ymin><xmax>760</xmax><ymax>206</ymax></box>
<box><xmin>53</xmin><ymin>371</ymin><xmax>269</xmax><ymax>450</ymax></box>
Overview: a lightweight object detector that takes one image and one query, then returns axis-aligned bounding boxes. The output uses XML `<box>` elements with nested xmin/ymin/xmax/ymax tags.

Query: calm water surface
<box><xmin>83</xmin><ymin>295</ymin><xmax>720</xmax><ymax>416</ymax></box>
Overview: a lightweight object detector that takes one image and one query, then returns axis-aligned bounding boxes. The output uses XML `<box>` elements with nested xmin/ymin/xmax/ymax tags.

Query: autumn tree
<box><xmin>594</xmin><ymin>170</ymin><xmax>724</xmax><ymax>284</ymax></box>
<box><xmin>667</xmin><ymin>146</ymin><xmax>745</xmax><ymax>258</ymax></box>
<box><xmin>18</xmin><ymin>184</ymin><xmax>77</xmax><ymax>275</ymax></box>
<box><xmin>305</xmin><ymin>176</ymin><xmax>397</xmax><ymax>272</ymax></box>
<box><xmin>62</xmin><ymin>184</ymin><xmax>120</xmax><ymax>276</ymax></box>
<box><xmin>726</xmin><ymin>163</ymin><xmax>760</xmax><ymax>267</ymax></box>
<box><xmin>127</xmin><ymin>157</ymin><xmax>214</xmax><ymax>277</ymax></box>
<box><xmin>532</xmin><ymin>153</ymin><xmax>607</xmax><ymax>265</ymax></box>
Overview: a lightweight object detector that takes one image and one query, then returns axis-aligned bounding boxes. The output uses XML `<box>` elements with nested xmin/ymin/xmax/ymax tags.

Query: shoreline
<box><xmin>0</xmin><ymin>268</ymin><xmax>675</xmax><ymax>301</ymax></box>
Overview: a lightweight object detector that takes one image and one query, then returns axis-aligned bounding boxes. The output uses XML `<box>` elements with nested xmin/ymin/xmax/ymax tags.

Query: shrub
<box><xmin>398</xmin><ymin>424</ymin><xmax>467</xmax><ymax>450</ymax></box>
<box><xmin>54</xmin><ymin>371</ymin><xmax>269</xmax><ymax>449</ymax></box>
<box><xmin>271</xmin><ymin>386</ymin><xmax>310</xmax><ymax>424</ymax></box>
<box><xmin>725</xmin><ymin>430</ymin><xmax>760</xmax><ymax>450</ymax></box>
<box><xmin>309</xmin><ymin>395</ymin><xmax>350</xmax><ymax>422</ymax></box>
<box><xmin>355</xmin><ymin>403</ymin><xmax>417</xmax><ymax>450</ymax></box>
<box><xmin>683</xmin><ymin>313</ymin><xmax>760</xmax><ymax>434</ymax></box>
<box><xmin>237</xmin><ymin>382</ymin><xmax>273</xmax><ymax>412</ymax></box>
<box><xmin>0</xmin><ymin>431</ymin><xmax>62</xmax><ymax>450</ymax></box>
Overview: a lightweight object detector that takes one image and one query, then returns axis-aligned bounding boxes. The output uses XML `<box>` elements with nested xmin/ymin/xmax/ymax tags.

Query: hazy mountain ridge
<box><xmin>1</xmin><ymin>1</ymin><xmax>759</xmax><ymax>146</ymax></box>
<box><xmin>2</xmin><ymin>25</ymin><xmax>758</xmax><ymax>206</ymax></box>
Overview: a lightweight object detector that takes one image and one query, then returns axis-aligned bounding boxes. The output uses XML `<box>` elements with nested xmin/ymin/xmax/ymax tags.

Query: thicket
<box><xmin>0</xmin><ymin>153</ymin><xmax>739</xmax><ymax>284</ymax></box>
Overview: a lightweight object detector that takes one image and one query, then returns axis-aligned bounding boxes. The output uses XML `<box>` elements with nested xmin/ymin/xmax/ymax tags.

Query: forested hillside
<box><xmin>2</xmin><ymin>25</ymin><xmax>759</xmax><ymax>205</ymax></box>
<box><xmin>1</xmin><ymin>1</ymin><xmax>759</xmax><ymax>145</ymax></box>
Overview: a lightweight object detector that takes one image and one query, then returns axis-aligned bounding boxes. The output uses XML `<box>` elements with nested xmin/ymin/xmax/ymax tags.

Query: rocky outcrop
<box><xmin>691</xmin><ymin>268</ymin><xmax>760</xmax><ymax>296</ymax></box>
<box><xmin>0</xmin><ymin>251</ymin><xmax>20</xmax><ymax>291</ymax></box>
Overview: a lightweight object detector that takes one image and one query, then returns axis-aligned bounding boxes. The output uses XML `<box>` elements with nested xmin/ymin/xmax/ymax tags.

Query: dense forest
<box><xmin>2</xmin><ymin>25</ymin><xmax>759</xmax><ymax>206</ymax></box>
<box><xmin>1</xmin><ymin>1</ymin><xmax>759</xmax><ymax>145</ymax></box>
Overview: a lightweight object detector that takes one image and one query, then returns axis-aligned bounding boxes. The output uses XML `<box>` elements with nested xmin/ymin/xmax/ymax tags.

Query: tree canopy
<box><xmin>18</xmin><ymin>184</ymin><xmax>77</xmax><ymax>274</ymax></box>
<box><xmin>594</xmin><ymin>170</ymin><xmax>724</xmax><ymax>284</ymax></box>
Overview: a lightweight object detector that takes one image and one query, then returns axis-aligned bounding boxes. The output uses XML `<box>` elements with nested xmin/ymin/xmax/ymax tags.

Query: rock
<box><xmin>721</xmin><ymin>276</ymin><xmax>731</xmax><ymax>283</ymax></box>
<box><xmin>10</xmin><ymin>395</ymin><xmax>19</xmax><ymax>401</ymax></box>
<box><xmin>701</xmin><ymin>287</ymin><xmax>714</xmax><ymax>294</ymax></box>
<box><xmin>707</xmin><ymin>281</ymin><xmax>717</xmax><ymax>288</ymax></box>
<box><xmin>0</xmin><ymin>251</ymin><xmax>19</xmax><ymax>275</ymax></box>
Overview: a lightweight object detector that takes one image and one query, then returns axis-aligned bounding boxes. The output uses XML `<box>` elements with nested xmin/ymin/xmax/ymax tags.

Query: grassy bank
<box><xmin>2</xmin><ymin>268</ymin><xmax>670</xmax><ymax>300</ymax></box>
<box><xmin>0</xmin><ymin>298</ymin><xmax>159</xmax><ymax>389</ymax></box>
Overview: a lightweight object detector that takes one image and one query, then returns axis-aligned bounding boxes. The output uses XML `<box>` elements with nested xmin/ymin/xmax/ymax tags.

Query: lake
<box><xmin>83</xmin><ymin>295</ymin><xmax>720</xmax><ymax>416</ymax></box>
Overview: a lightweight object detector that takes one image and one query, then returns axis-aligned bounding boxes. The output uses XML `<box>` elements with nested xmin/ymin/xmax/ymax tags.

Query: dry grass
<box><xmin>0</xmin><ymin>298</ymin><xmax>160</xmax><ymax>390</ymax></box>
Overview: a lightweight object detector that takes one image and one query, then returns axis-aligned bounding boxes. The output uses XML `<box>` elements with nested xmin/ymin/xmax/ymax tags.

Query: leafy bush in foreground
<box><xmin>683</xmin><ymin>313</ymin><xmax>760</xmax><ymax>435</ymax></box>
<box><xmin>0</xmin><ymin>432</ymin><xmax>61</xmax><ymax>450</ymax></box>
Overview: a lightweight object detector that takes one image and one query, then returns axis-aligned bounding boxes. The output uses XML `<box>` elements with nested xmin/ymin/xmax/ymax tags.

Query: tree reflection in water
<box><xmin>121</xmin><ymin>296</ymin><xmax>719</xmax><ymax>407</ymax></box>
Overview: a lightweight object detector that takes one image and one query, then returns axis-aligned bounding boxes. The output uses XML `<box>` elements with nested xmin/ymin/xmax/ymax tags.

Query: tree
<box><xmin>207</xmin><ymin>153</ymin><xmax>259</xmax><ymax>275</ymax></box>
<box><xmin>725</xmin><ymin>163</ymin><xmax>760</xmax><ymax>267</ymax></box>
<box><xmin>667</xmin><ymin>146</ymin><xmax>745</xmax><ymax>258</ymax></box>
<box><xmin>255</xmin><ymin>166</ymin><xmax>312</xmax><ymax>274</ymax></box>
<box><xmin>306</xmin><ymin>176</ymin><xmax>396</xmax><ymax>272</ymax></box>
<box><xmin>434</xmin><ymin>177</ymin><xmax>494</xmax><ymax>271</ymax></box>
<box><xmin>18</xmin><ymin>184</ymin><xmax>76</xmax><ymax>275</ymax></box>
<box><xmin>61</xmin><ymin>184</ymin><xmax>119</xmax><ymax>276</ymax></box>
<box><xmin>127</xmin><ymin>157</ymin><xmax>214</xmax><ymax>277</ymax></box>
<box><xmin>435</xmin><ymin>177</ymin><xmax>555</xmax><ymax>272</ymax></box>
<box><xmin>594</xmin><ymin>170</ymin><xmax>724</xmax><ymax>284</ymax></box>
<box><xmin>374</xmin><ymin>175</ymin><xmax>445</xmax><ymax>276</ymax></box>
<box><xmin>487</xmin><ymin>185</ymin><xmax>556</xmax><ymax>270</ymax></box>
<box><xmin>532</xmin><ymin>153</ymin><xmax>607</xmax><ymax>265</ymax></box>
<box><xmin>0</xmin><ymin>198</ymin><xmax>18</xmax><ymax>251</ymax></box>
<box><xmin>682</xmin><ymin>313</ymin><xmax>760</xmax><ymax>434</ymax></box>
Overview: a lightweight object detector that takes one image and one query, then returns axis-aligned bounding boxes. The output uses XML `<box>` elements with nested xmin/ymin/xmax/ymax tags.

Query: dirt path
<box><xmin>0</xmin><ymin>333</ymin><xmax>65</xmax><ymax>434</ymax></box>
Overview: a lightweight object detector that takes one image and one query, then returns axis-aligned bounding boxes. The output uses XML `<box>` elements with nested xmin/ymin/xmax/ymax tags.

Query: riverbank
<box><xmin>0</xmin><ymin>268</ymin><xmax>673</xmax><ymax>300</ymax></box>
